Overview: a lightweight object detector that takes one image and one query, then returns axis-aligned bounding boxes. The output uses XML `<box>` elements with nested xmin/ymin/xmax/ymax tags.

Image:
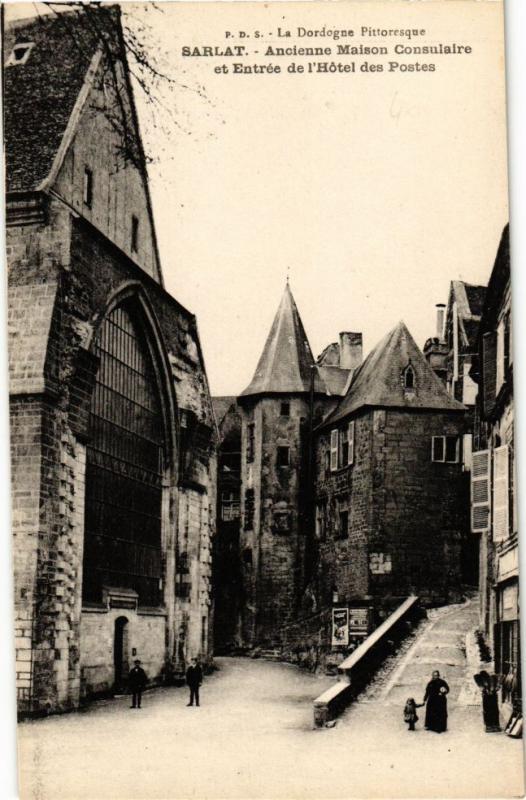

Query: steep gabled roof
<box><xmin>322</xmin><ymin>321</ymin><xmax>465</xmax><ymax>427</ymax></box>
<box><xmin>479</xmin><ymin>223</ymin><xmax>510</xmax><ymax>334</ymax></box>
<box><xmin>212</xmin><ymin>396</ymin><xmax>237</xmax><ymax>426</ymax></box>
<box><xmin>464</xmin><ymin>284</ymin><xmax>486</xmax><ymax>318</ymax></box>
<box><xmin>3</xmin><ymin>9</ymin><xmax>114</xmax><ymax>192</ymax></box>
<box><xmin>240</xmin><ymin>283</ymin><xmax>320</xmax><ymax>397</ymax></box>
<box><xmin>447</xmin><ymin>281</ymin><xmax>487</xmax><ymax>351</ymax></box>
<box><xmin>4</xmin><ymin>6</ymin><xmax>164</xmax><ymax>285</ymax></box>
<box><xmin>316</xmin><ymin>365</ymin><xmax>352</xmax><ymax>396</ymax></box>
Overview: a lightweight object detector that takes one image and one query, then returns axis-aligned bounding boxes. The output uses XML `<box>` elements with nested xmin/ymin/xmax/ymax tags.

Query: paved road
<box><xmin>18</xmin><ymin>602</ymin><xmax>524</xmax><ymax>800</ymax></box>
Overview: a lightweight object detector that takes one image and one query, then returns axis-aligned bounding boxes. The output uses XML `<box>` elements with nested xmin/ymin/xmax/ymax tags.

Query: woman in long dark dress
<box><xmin>423</xmin><ymin>670</ymin><xmax>450</xmax><ymax>732</ymax></box>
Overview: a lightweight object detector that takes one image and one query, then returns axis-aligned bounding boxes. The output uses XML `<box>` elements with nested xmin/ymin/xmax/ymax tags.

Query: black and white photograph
<box><xmin>1</xmin><ymin>0</ymin><xmax>524</xmax><ymax>797</ymax></box>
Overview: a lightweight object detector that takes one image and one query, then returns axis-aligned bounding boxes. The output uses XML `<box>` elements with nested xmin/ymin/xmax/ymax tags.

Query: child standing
<box><xmin>404</xmin><ymin>698</ymin><xmax>423</xmax><ymax>731</ymax></box>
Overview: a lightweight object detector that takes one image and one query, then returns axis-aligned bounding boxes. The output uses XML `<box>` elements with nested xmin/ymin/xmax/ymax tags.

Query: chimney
<box><xmin>436</xmin><ymin>304</ymin><xmax>446</xmax><ymax>340</ymax></box>
<box><xmin>339</xmin><ymin>332</ymin><xmax>363</xmax><ymax>370</ymax></box>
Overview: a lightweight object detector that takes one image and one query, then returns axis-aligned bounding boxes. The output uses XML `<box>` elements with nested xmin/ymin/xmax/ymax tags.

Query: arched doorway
<box><xmin>114</xmin><ymin>616</ymin><xmax>129</xmax><ymax>690</ymax></box>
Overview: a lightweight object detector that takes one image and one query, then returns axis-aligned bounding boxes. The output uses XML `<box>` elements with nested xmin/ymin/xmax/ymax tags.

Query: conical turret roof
<box><xmin>240</xmin><ymin>283</ymin><xmax>317</xmax><ymax>397</ymax></box>
<box><xmin>322</xmin><ymin>320</ymin><xmax>465</xmax><ymax>426</ymax></box>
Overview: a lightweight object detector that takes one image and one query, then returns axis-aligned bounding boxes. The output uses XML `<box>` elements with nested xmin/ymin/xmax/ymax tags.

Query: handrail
<box><xmin>338</xmin><ymin>595</ymin><xmax>418</xmax><ymax>673</ymax></box>
<box><xmin>313</xmin><ymin>595</ymin><xmax>420</xmax><ymax>727</ymax></box>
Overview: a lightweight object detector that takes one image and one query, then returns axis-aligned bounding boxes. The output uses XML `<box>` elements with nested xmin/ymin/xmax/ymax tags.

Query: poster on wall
<box><xmin>349</xmin><ymin>607</ymin><xmax>370</xmax><ymax>638</ymax></box>
<box><xmin>331</xmin><ymin>607</ymin><xmax>350</xmax><ymax>646</ymax></box>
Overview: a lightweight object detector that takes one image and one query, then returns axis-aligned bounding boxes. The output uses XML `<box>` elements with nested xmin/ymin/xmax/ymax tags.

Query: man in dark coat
<box><xmin>128</xmin><ymin>659</ymin><xmax>147</xmax><ymax>709</ymax></box>
<box><xmin>186</xmin><ymin>658</ymin><xmax>203</xmax><ymax>707</ymax></box>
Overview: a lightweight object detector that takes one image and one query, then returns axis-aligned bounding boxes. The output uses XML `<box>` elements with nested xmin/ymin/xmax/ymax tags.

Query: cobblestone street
<box><xmin>18</xmin><ymin>602</ymin><xmax>524</xmax><ymax>800</ymax></box>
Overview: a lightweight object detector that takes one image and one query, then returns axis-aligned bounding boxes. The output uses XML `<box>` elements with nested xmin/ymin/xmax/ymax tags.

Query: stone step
<box><xmin>258</xmin><ymin>649</ymin><xmax>282</xmax><ymax>660</ymax></box>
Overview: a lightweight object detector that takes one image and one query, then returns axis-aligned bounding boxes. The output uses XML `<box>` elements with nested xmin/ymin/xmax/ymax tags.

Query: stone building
<box><xmin>469</xmin><ymin>224</ymin><xmax>519</xmax><ymax>715</ymax></box>
<box><xmin>5</xmin><ymin>8</ymin><xmax>216</xmax><ymax>715</ymax></box>
<box><xmin>315</xmin><ymin>321</ymin><xmax>467</xmax><ymax>620</ymax></box>
<box><xmin>225</xmin><ymin>283</ymin><xmax>360</xmax><ymax>649</ymax></box>
<box><xmin>212</xmin><ymin>397</ymin><xmax>242</xmax><ymax>653</ymax></box>
<box><xmin>424</xmin><ymin>282</ymin><xmax>487</xmax><ymax>585</ymax></box>
<box><xmin>213</xmin><ymin>285</ymin><xmax>472</xmax><ymax>657</ymax></box>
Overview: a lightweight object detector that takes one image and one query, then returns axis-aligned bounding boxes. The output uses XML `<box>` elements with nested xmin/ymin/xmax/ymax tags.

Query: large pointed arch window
<box><xmin>83</xmin><ymin>302</ymin><xmax>166</xmax><ymax>606</ymax></box>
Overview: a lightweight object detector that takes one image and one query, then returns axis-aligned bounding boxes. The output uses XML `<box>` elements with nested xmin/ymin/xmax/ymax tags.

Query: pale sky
<box><xmin>5</xmin><ymin>1</ymin><xmax>509</xmax><ymax>396</ymax></box>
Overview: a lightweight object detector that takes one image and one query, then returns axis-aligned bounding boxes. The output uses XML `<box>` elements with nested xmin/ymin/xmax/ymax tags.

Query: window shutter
<box><xmin>471</xmin><ymin>449</ymin><xmax>490</xmax><ymax>532</ymax></box>
<box><xmin>496</xmin><ymin>320</ymin><xmax>505</xmax><ymax>394</ymax></box>
<box><xmin>482</xmin><ymin>331</ymin><xmax>497</xmax><ymax>418</ymax></box>
<box><xmin>493</xmin><ymin>445</ymin><xmax>509</xmax><ymax>542</ymax></box>
<box><xmin>330</xmin><ymin>430</ymin><xmax>338</xmax><ymax>471</ymax></box>
<box><xmin>347</xmin><ymin>421</ymin><xmax>355</xmax><ymax>465</ymax></box>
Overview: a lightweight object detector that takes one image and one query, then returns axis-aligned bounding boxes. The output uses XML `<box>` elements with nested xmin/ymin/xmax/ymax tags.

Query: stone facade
<box><xmin>470</xmin><ymin>225</ymin><xmax>519</xmax><ymax>715</ymax></box>
<box><xmin>6</xmin><ymin>8</ymin><xmax>216</xmax><ymax>715</ymax></box>
<box><xmin>214</xmin><ymin>309</ymin><xmax>469</xmax><ymax>664</ymax></box>
<box><xmin>212</xmin><ymin>399</ymin><xmax>242</xmax><ymax>653</ymax></box>
<box><xmin>213</xmin><ymin>285</ymin><xmax>354</xmax><ymax>651</ymax></box>
<box><xmin>238</xmin><ymin>395</ymin><xmax>312</xmax><ymax>646</ymax></box>
<box><xmin>316</xmin><ymin>409</ymin><xmax>466</xmax><ymax>612</ymax></box>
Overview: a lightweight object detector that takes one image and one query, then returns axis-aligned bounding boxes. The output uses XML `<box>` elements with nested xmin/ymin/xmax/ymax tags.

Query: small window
<box><xmin>432</xmin><ymin>435</ymin><xmax>459</xmax><ymax>463</ymax></box>
<box><xmin>246</xmin><ymin>422</ymin><xmax>255</xmax><ymax>463</ymax></box>
<box><xmin>244</xmin><ymin>488</ymin><xmax>255</xmax><ymax>531</ymax></box>
<box><xmin>339</xmin><ymin>508</ymin><xmax>349</xmax><ymax>539</ymax></box>
<box><xmin>330</xmin><ymin>430</ymin><xmax>339</xmax><ymax>471</ymax></box>
<box><xmin>315</xmin><ymin>502</ymin><xmax>326</xmax><ymax>540</ymax></box>
<box><xmin>83</xmin><ymin>168</ymin><xmax>93</xmax><ymax>208</ymax></box>
<box><xmin>445</xmin><ymin>436</ymin><xmax>459</xmax><ymax>463</ymax></box>
<box><xmin>340</xmin><ymin>429</ymin><xmax>349</xmax><ymax>466</ymax></box>
<box><xmin>221</xmin><ymin>491</ymin><xmax>240</xmax><ymax>521</ymax></box>
<box><xmin>6</xmin><ymin>42</ymin><xmax>34</xmax><ymax>66</ymax></box>
<box><xmin>177</xmin><ymin>551</ymin><xmax>189</xmax><ymax>575</ymax></box>
<box><xmin>404</xmin><ymin>365</ymin><xmax>415</xmax><ymax>391</ymax></box>
<box><xmin>277</xmin><ymin>446</ymin><xmax>290</xmax><ymax>467</ymax></box>
<box><xmin>243</xmin><ymin>548</ymin><xmax>253</xmax><ymax>566</ymax></box>
<box><xmin>347</xmin><ymin>421</ymin><xmax>355</xmax><ymax>466</ymax></box>
<box><xmin>335</xmin><ymin>496</ymin><xmax>349</xmax><ymax>538</ymax></box>
<box><xmin>280</xmin><ymin>401</ymin><xmax>290</xmax><ymax>417</ymax></box>
<box><xmin>131</xmin><ymin>215</ymin><xmax>139</xmax><ymax>252</ymax></box>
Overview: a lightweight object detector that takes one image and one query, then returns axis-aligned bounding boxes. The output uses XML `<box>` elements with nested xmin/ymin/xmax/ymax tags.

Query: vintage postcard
<box><xmin>3</xmin><ymin>0</ymin><xmax>523</xmax><ymax>797</ymax></box>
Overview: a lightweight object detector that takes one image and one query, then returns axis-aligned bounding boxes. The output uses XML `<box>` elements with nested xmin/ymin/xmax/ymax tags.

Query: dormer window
<box><xmin>6</xmin><ymin>42</ymin><xmax>34</xmax><ymax>66</ymax></box>
<box><xmin>131</xmin><ymin>215</ymin><xmax>139</xmax><ymax>252</ymax></box>
<box><xmin>403</xmin><ymin>364</ymin><xmax>415</xmax><ymax>392</ymax></box>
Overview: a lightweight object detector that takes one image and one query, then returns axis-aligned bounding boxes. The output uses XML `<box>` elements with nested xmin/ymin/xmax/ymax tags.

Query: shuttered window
<box><xmin>471</xmin><ymin>449</ymin><xmax>490</xmax><ymax>532</ymax></box>
<box><xmin>347</xmin><ymin>421</ymin><xmax>355</xmax><ymax>465</ymax></box>
<box><xmin>432</xmin><ymin>435</ymin><xmax>459</xmax><ymax>463</ymax></box>
<box><xmin>482</xmin><ymin>331</ymin><xmax>497</xmax><ymax>418</ymax></box>
<box><xmin>493</xmin><ymin>445</ymin><xmax>509</xmax><ymax>542</ymax></box>
<box><xmin>496</xmin><ymin>320</ymin><xmax>505</xmax><ymax>394</ymax></box>
<box><xmin>330</xmin><ymin>430</ymin><xmax>338</xmax><ymax>471</ymax></box>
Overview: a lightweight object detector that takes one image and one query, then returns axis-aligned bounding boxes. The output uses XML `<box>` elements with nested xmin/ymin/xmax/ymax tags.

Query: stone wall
<box><xmin>10</xmin><ymin>395</ymin><xmax>43</xmax><ymax>713</ymax></box>
<box><xmin>315</xmin><ymin>411</ymin><xmax>373</xmax><ymax>607</ymax></box>
<box><xmin>80</xmin><ymin>609</ymin><xmax>166</xmax><ymax>697</ymax></box>
<box><xmin>8</xmin><ymin>199</ymin><xmax>217</xmax><ymax>714</ymax></box>
<box><xmin>239</xmin><ymin>396</ymin><xmax>311</xmax><ymax>647</ymax></box>
<box><xmin>315</xmin><ymin>407</ymin><xmax>467</xmax><ymax>612</ymax></box>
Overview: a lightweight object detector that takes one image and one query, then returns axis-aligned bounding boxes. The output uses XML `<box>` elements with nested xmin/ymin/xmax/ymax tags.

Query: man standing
<box><xmin>186</xmin><ymin>658</ymin><xmax>203</xmax><ymax>706</ymax></box>
<box><xmin>128</xmin><ymin>659</ymin><xmax>147</xmax><ymax>709</ymax></box>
